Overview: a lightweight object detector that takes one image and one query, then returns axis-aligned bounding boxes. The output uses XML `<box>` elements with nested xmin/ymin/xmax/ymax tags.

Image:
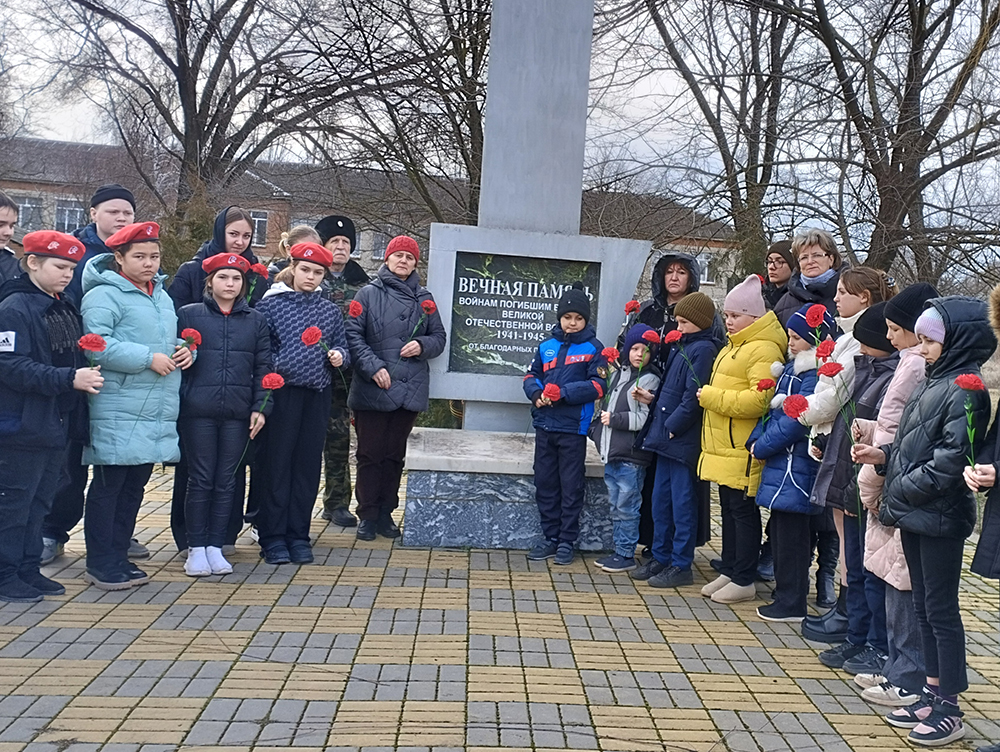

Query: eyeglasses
<box><xmin>799</xmin><ymin>253</ymin><xmax>830</xmax><ymax>263</ymax></box>
<box><xmin>766</xmin><ymin>258</ymin><xmax>788</xmax><ymax>267</ymax></box>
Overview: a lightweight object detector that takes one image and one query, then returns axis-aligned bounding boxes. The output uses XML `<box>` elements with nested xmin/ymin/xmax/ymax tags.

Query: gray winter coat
<box><xmin>346</xmin><ymin>265</ymin><xmax>446</xmax><ymax>413</ymax></box>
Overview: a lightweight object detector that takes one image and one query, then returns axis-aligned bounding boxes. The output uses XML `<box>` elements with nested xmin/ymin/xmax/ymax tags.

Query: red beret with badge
<box><xmin>105</xmin><ymin>221</ymin><xmax>160</xmax><ymax>250</ymax></box>
<box><xmin>289</xmin><ymin>242</ymin><xmax>333</xmax><ymax>269</ymax></box>
<box><xmin>201</xmin><ymin>253</ymin><xmax>250</xmax><ymax>275</ymax></box>
<box><xmin>22</xmin><ymin>231</ymin><xmax>87</xmax><ymax>263</ymax></box>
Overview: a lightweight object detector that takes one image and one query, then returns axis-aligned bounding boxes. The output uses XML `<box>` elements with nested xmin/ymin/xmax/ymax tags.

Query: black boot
<box><xmin>802</xmin><ymin>585</ymin><xmax>848</xmax><ymax>643</ymax></box>
<box><xmin>815</xmin><ymin>529</ymin><xmax>838</xmax><ymax>607</ymax></box>
<box><xmin>816</xmin><ymin>572</ymin><xmax>836</xmax><ymax>608</ymax></box>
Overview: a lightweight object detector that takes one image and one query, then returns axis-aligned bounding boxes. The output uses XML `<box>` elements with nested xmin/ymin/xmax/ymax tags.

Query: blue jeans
<box><xmin>651</xmin><ymin>455</ymin><xmax>698</xmax><ymax>569</ymax></box>
<box><xmin>604</xmin><ymin>461</ymin><xmax>646</xmax><ymax>558</ymax></box>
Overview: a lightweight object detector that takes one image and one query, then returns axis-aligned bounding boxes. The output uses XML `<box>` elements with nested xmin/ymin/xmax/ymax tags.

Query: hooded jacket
<box><xmin>64</xmin><ymin>223</ymin><xmax>111</xmax><ymax>309</ymax></box>
<box><xmin>168</xmin><ymin>207</ymin><xmax>269</xmax><ymax>311</ymax></box>
<box><xmin>523</xmin><ymin>323</ymin><xmax>605</xmax><ymax>435</ymax></box>
<box><xmin>772</xmin><ymin>266</ymin><xmax>844</xmax><ymax>329</ymax></box>
<box><xmin>879</xmin><ymin>296</ymin><xmax>997</xmax><ymax>539</ymax></box>
<box><xmin>0</xmin><ymin>276</ymin><xmax>87</xmax><ymax>448</ymax></box>
<box><xmin>346</xmin><ymin>265</ymin><xmax>446</xmax><ymax>413</ymax></box>
<box><xmin>176</xmin><ymin>296</ymin><xmax>273</xmax><ymax>420</ymax></box>
<box><xmin>81</xmin><ymin>253</ymin><xmax>183</xmax><ymax>466</ymax></box>
<box><xmin>698</xmin><ymin>310</ymin><xmax>788</xmax><ymax>491</ymax></box>
<box><xmin>589</xmin><ymin>362</ymin><xmax>660</xmax><ymax>466</ymax></box>
<box><xmin>639</xmin><ymin>328</ymin><xmax>720</xmax><ymax>467</ymax></box>
<box><xmin>972</xmin><ymin>285</ymin><xmax>1000</xmax><ymax>578</ymax></box>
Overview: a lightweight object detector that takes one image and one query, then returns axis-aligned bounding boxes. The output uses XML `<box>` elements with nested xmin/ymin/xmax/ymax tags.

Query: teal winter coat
<box><xmin>81</xmin><ymin>254</ymin><xmax>183</xmax><ymax>466</ymax></box>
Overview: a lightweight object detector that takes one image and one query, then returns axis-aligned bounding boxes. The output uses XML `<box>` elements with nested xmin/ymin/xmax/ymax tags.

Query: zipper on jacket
<box><xmin>729</xmin><ymin>418</ymin><xmax>736</xmax><ymax>449</ymax></box>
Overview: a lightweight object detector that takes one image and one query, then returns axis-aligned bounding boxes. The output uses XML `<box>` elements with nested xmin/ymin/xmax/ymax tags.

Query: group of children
<box><xmin>525</xmin><ymin>241</ymin><xmax>999</xmax><ymax>747</ymax></box>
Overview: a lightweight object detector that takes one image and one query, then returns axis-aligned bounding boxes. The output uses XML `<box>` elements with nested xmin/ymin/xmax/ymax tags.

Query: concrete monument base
<box><xmin>401</xmin><ymin>427</ymin><xmax>613</xmax><ymax>551</ymax></box>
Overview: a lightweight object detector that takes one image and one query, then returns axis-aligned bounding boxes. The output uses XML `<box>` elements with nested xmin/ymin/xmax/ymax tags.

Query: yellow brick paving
<box><xmin>0</xmin><ymin>467</ymin><xmax>997</xmax><ymax>750</ymax></box>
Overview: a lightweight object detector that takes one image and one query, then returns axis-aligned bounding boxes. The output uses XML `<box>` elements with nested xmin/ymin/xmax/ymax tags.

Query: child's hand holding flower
<box><xmin>851</xmin><ymin>443</ymin><xmax>886</xmax><ymax>465</ymax></box>
<box><xmin>601</xmin><ymin>410</ymin><xmax>611</xmax><ymax>426</ymax></box>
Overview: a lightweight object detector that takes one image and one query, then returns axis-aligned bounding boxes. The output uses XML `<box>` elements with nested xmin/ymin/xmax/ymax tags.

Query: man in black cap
<box><xmin>314</xmin><ymin>215</ymin><xmax>371</xmax><ymax>528</ymax></box>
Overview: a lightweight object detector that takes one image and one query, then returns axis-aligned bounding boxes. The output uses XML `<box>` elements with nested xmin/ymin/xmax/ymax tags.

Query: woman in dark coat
<box><xmin>345</xmin><ymin>235</ymin><xmax>446</xmax><ymax>542</ymax></box>
<box><xmin>176</xmin><ymin>253</ymin><xmax>272</xmax><ymax>577</ymax></box>
<box><xmin>772</xmin><ymin>229</ymin><xmax>847</xmax><ymax>328</ymax></box>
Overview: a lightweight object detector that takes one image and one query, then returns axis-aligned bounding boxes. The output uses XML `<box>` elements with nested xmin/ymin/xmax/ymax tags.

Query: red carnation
<box><xmin>625</xmin><ymin>300</ymin><xmax>640</xmax><ymax>314</ymax></box>
<box><xmin>542</xmin><ymin>383</ymin><xmax>561</xmax><ymax>402</ymax></box>
<box><xmin>817</xmin><ymin>361</ymin><xmax>844</xmax><ymax>378</ymax></box>
<box><xmin>756</xmin><ymin>379</ymin><xmax>776</xmax><ymax>392</ymax></box>
<box><xmin>78</xmin><ymin>334</ymin><xmax>106</xmax><ymax>353</ymax></box>
<box><xmin>662</xmin><ymin>330</ymin><xmax>682</xmax><ymax>344</ymax></box>
<box><xmin>421</xmin><ymin>300</ymin><xmax>437</xmax><ymax>315</ymax></box>
<box><xmin>301</xmin><ymin>326</ymin><xmax>323</xmax><ymax>347</ymax></box>
<box><xmin>756</xmin><ymin>273</ymin><xmax>766</xmax><ymax>285</ymax></box>
<box><xmin>261</xmin><ymin>372</ymin><xmax>285</xmax><ymax>391</ymax></box>
<box><xmin>642</xmin><ymin>330</ymin><xmax>661</xmax><ymax>344</ymax></box>
<box><xmin>816</xmin><ymin>340</ymin><xmax>835</xmax><ymax>359</ymax></box>
<box><xmin>251</xmin><ymin>263</ymin><xmax>269</xmax><ymax>279</ymax></box>
<box><xmin>601</xmin><ymin>347</ymin><xmax>620</xmax><ymax>362</ymax></box>
<box><xmin>805</xmin><ymin>304</ymin><xmax>828</xmax><ymax>328</ymax></box>
<box><xmin>782</xmin><ymin>394</ymin><xmax>809</xmax><ymax>420</ymax></box>
<box><xmin>956</xmin><ymin>374</ymin><xmax>986</xmax><ymax>391</ymax></box>
<box><xmin>181</xmin><ymin>328</ymin><xmax>202</xmax><ymax>351</ymax></box>
<box><xmin>348</xmin><ymin>300</ymin><xmax>363</xmax><ymax>318</ymax></box>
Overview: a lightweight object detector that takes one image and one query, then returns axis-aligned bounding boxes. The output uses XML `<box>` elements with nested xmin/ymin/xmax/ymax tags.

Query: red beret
<box><xmin>290</xmin><ymin>242</ymin><xmax>333</xmax><ymax>269</ymax></box>
<box><xmin>386</xmin><ymin>235</ymin><xmax>420</xmax><ymax>262</ymax></box>
<box><xmin>105</xmin><ymin>221</ymin><xmax>160</xmax><ymax>250</ymax></box>
<box><xmin>22</xmin><ymin>231</ymin><xmax>86</xmax><ymax>263</ymax></box>
<box><xmin>202</xmin><ymin>253</ymin><xmax>250</xmax><ymax>275</ymax></box>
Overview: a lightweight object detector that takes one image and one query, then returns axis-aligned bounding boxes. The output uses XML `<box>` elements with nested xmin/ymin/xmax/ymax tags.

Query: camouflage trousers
<box><xmin>323</xmin><ymin>377</ymin><xmax>353</xmax><ymax>512</ymax></box>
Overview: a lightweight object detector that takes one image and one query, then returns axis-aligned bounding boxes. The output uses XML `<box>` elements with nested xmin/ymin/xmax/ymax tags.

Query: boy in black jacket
<box><xmin>523</xmin><ymin>282</ymin><xmax>606</xmax><ymax>565</ymax></box>
<box><xmin>0</xmin><ymin>231</ymin><xmax>103</xmax><ymax>603</ymax></box>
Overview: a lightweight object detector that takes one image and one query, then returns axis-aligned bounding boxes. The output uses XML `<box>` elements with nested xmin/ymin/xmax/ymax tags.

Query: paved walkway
<box><xmin>2</xmin><ymin>467</ymin><xmax>1000</xmax><ymax>751</ymax></box>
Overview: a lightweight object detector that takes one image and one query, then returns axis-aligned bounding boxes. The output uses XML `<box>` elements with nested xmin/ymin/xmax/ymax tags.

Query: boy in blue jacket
<box><xmin>749</xmin><ymin>303</ymin><xmax>835</xmax><ymax>622</ymax></box>
<box><xmin>0</xmin><ymin>231</ymin><xmax>104</xmax><ymax>603</ymax></box>
<box><xmin>523</xmin><ymin>282</ymin><xmax>605</xmax><ymax>565</ymax></box>
<box><xmin>633</xmin><ymin>292</ymin><xmax>720</xmax><ymax>587</ymax></box>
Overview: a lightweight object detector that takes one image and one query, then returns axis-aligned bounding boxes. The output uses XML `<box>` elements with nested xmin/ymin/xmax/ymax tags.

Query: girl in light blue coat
<box><xmin>80</xmin><ymin>222</ymin><xmax>193</xmax><ymax>590</ymax></box>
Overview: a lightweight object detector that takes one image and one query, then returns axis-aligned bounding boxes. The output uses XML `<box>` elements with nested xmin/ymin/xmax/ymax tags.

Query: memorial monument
<box><xmin>402</xmin><ymin>0</ymin><xmax>652</xmax><ymax>550</ymax></box>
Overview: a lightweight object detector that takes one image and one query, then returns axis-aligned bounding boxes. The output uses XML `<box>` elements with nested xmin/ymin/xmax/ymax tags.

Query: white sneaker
<box><xmin>184</xmin><ymin>547</ymin><xmax>211</xmax><ymax>577</ymax></box>
<box><xmin>711</xmin><ymin>581</ymin><xmax>757</xmax><ymax>604</ymax></box>
<box><xmin>249</xmin><ymin>526</ymin><xmax>259</xmax><ymax>542</ymax></box>
<box><xmin>701</xmin><ymin>574</ymin><xmax>731</xmax><ymax>598</ymax></box>
<box><xmin>862</xmin><ymin>681</ymin><xmax>921</xmax><ymax>707</ymax></box>
<box><xmin>854</xmin><ymin>673</ymin><xmax>885</xmax><ymax>690</ymax></box>
<box><xmin>206</xmin><ymin>546</ymin><xmax>233</xmax><ymax>575</ymax></box>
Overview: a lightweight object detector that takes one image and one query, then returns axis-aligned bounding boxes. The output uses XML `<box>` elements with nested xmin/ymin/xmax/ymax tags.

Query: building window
<box><xmin>55</xmin><ymin>200</ymin><xmax>87</xmax><ymax>234</ymax></box>
<box><xmin>250</xmin><ymin>211</ymin><xmax>269</xmax><ymax>247</ymax></box>
<box><xmin>11</xmin><ymin>195</ymin><xmax>44</xmax><ymax>232</ymax></box>
<box><xmin>372</xmin><ymin>231</ymin><xmax>390</xmax><ymax>260</ymax></box>
<box><xmin>695</xmin><ymin>254</ymin><xmax>715</xmax><ymax>285</ymax></box>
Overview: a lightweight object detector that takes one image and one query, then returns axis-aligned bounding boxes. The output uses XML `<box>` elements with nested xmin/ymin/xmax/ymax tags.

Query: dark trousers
<box><xmin>41</xmin><ymin>440</ymin><xmax>88</xmax><ymax>544</ymax></box>
<box><xmin>323</xmin><ymin>377</ymin><xmax>353</xmax><ymax>513</ymax></box>
<box><xmin>719</xmin><ymin>485</ymin><xmax>760</xmax><ymax>587</ymax></box>
<box><xmin>84</xmin><ymin>464</ymin><xmax>153</xmax><ymax>572</ymax></box>
<box><xmin>885</xmin><ymin>583</ymin><xmax>926</xmax><ymax>694</ymax></box>
<box><xmin>181</xmin><ymin>418</ymin><xmax>246</xmax><ymax>548</ymax></box>
<box><xmin>638</xmin><ymin>462</ymin><xmax>656</xmax><ymax>547</ymax></box>
<box><xmin>770</xmin><ymin>510</ymin><xmax>812</xmax><ymax>615</ymax></box>
<box><xmin>171</xmin><ymin>448</ymin><xmax>250</xmax><ymax>550</ymax></box>
<box><xmin>354</xmin><ymin>408</ymin><xmax>419</xmax><ymax>522</ymax></box>
<box><xmin>651</xmin><ymin>456</ymin><xmax>698</xmax><ymax>569</ymax></box>
<box><xmin>901</xmin><ymin>530</ymin><xmax>968</xmax><ymax>695</ymax></box>
<box><xmin>532</xmin><ymin>428</ymin><xmax>587</xmax><ymax>543</ymax></box>
<box><xmin>0</xmin><ymin>447</ymin><xmax>65</xmax><ymax>584</ymax></box>
<box><xmin>256</xmin><ymin>385</ymin><xmax>331</xmax><ymax>549</ymax></box>
<box><xmin>844</xmin><ymin>513</ymin><xmax>888</xmax><ymax>649</ymax></box>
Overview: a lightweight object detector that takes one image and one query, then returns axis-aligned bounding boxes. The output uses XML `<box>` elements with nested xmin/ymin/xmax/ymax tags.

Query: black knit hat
<box><xmin>90</xmin><ymin>183</ymin><xmax>135</xmax><ymax>210</ymax></box>
<box><xmin>766</xmin><ymin>240</ymin><xmax>795</xmax><ymax>269</ymax></box>
<box><xmin>885</xmin><ymin>282</ymin><xmax>939</xmax><ymax>332</ymax></box>
<box><xmin>315</xmin><ymin>215</ymin><xmax>357</xmax><ymax>252</ymax></box>
<box><xmin>557</xmin><ymin>282</ymin><xmax>591</xmax><ymax>323</ymax></box>
<box><xmin>854</xmin><ymin>302</ymin><xmax>894</xmax><ymax>353</ymax></box>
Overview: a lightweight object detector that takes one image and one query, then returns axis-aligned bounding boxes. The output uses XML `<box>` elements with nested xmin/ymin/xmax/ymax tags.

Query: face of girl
<box><xmin>797</xmin><ymin>244</ymin><xmax>834</xmax><ymax>277</ymax></box>
<box><xmin>724</xmin><ymin>310</ymin><xmax>758</xmax><ymax>335</ymax></box>
<box><xmin>918</xmin><ymin>334</ymin><xmax>943</xmax><ymax>364</ymax></box>
<box><xmin>834</xmin><ymin>280</ymin><xmax>869</xmax><ymax>318</ymax></box>
<box><xmin>292</xmin><ymin>260</ymin><xmax>327</xmax><ymax>292</ymax></box>
<box><xmin>0</xmin><ymin>206</ymin><xmax>17</xmax><ymax>248</ymax></box>
<box><xmin>629</xmin><ymin>343</ymin><xmax>650</xmax><ymax>369</ymax></box>
<box><xmin>225</xmin><ymin>220</ymin><xmax>253</xmax><ymax>255</ymax></box>
<box><xmin>674</xmin><ymin>315</ymin><xmax>701</xmax><ymax>335</ymax></box>
<box><xmin>766</xmin><ymin>253</ymin><xmax>791</xmax><ymax>286</ymax></box>
<box><xmin>886</xmin><ymin>319</ymin><xmax>919</xmax><ymax>350</ymax></box>
<box><xmin>116</xmin><ymin>241</ymin><xmax>160</xmax><ymax>284</ymax></box>
<box><xmin>27</xmin><ymin>256</ymin><xmax>76</xmax><ymax>296</ymax></box>
<box><xmin>787</xmin><ymin>330</ymin><xmax>810</xmax><ymax>355</ymax></box>
<box><xmin>559</xmin><ymin>312</ymin><xmax>585</xmax><ymax>334</ymax></box>
<box><xmin>386</xmin><ymin>250</ymin><xmax>417</xmax><ymax>278</ymax></box>
<box><xmin>209</xmin><ymin>269</ymin><xmax>244</xmax><ymax>303</ymax></box>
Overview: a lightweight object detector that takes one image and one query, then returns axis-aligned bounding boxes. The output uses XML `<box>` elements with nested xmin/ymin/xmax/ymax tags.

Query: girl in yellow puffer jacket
<box><xmin>696</xmin><ymin>275</ymin><xmax>787</xmax><ymax>604</ymax></box>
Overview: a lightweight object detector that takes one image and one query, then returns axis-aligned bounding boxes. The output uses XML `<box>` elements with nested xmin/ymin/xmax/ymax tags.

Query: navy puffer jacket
<box><xmin>176</xmin><ymin>296</ymin><xmax>273</xmax><ymax>420</ymax></box>
<box><xmin>880</xmin><ymin>296</ymin><xmax>997</xmax><ymax>539</ymax></box>
<box><xmin>64</xmin><ymin>223</ymin><xmax>111</xmax><ymax>309</ymax></box>
<box><xmin>523</xmin><ymin>324</ymin><xmax>605</xmax><ymax>435</ymax></box>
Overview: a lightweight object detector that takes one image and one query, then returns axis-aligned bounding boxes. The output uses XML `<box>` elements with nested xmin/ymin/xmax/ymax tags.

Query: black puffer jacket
<box><xmin>176</xmin><ymin>296</ymin><xmax>273</xmax><ymax>420</ymax></box>
<box><xmin>346</xmin><ymin>265</ymin><xmax>446</xmax><ymax>413</ymax></box>
<box><xmin>772</xmin><ymin>267</ymin><xmax>843</xmax><ymax>329</ymax></box>
<box><xmin>879</xmin><ymin>296</ymin><xmax>997</xmax><ymax>539</ymax></box>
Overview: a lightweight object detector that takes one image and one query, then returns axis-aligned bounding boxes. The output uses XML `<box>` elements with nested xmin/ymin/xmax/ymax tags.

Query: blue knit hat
<box><xmin>787</xmin><ymin>303</ymin><xmax>836</xmax><ymax>345</ymax></box>
<box><xmin>623</xmin><ymin>323</ymin><xmax>657</xmax><ymax>356</ymax></box>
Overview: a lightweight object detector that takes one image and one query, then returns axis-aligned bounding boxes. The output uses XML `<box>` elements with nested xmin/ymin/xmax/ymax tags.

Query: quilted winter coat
<box><xmin>81</xmin><ymin>253</ymin><xmax>183</xmax><ymax>466</ymax></box>
<box><xmin>697</xmin><ymin>310</ymin><xmax>787</xmax><ymax>492</ymax></box>
<box><xmin>346</xmin><ymin>265</ymin><xmax>446</xmax><ymax>413</ymax></box>
<box><xmin>798</xmin><ymin>308</ymin><xmax>862</xmax><ymax>438</ymax></box>
<box><xmin>879</xmin><ymin>296</ymin><xmax>997</xmax><ymax>539</ymax></box>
